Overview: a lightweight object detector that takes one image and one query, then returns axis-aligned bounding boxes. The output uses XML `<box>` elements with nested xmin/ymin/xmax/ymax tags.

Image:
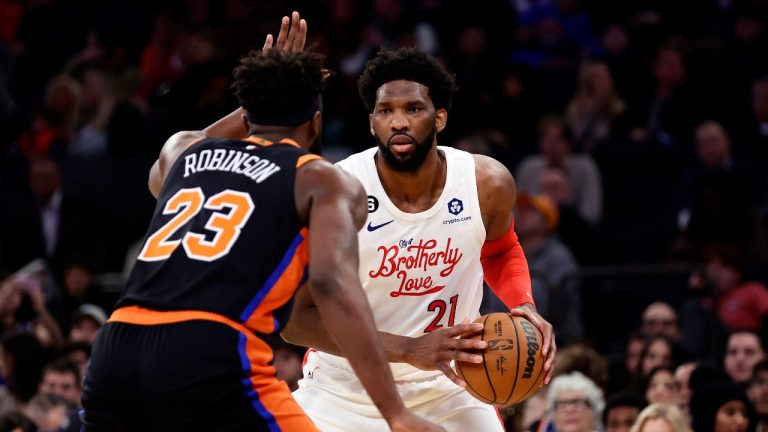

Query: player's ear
<box><xmin>369</xmin><ymin>113</ymin><xmax>375</xmax><ymax>136</ymax></box>
<box><xmin>435</xmin><ymin>109</ymin><xmax>448</xmax><ymax>133</ymax></box>
<box><xmin>240</xmin><ymin>113</ymin><xmax>249</xmax><ymax>134</ymax></box>
<box><xmin>309</xmin><ymin>111</ymin><xmax>322</xmax><ymax>141</ymax></box>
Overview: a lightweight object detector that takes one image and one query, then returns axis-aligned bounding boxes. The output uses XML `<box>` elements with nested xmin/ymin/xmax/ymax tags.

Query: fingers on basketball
<box><xmin>454</xmin><ymin>312</ymin><xmax>546</xmax><ymax>405</ymax></box>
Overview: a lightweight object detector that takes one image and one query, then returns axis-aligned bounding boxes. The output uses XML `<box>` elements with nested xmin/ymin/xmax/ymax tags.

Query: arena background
<box><xmin>1</xmin><ymin>0</ymin><xmax>767</xmax><ymax>430</ymax></box>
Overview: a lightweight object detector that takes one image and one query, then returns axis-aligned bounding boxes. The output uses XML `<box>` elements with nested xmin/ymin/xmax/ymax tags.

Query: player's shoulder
<box><xmin>471</xmin><ymin>153</ymin><xmax>515</xmax><ymax>192</ymax></box>
<box><xmin>298</xmin><ymin>157</ymin><xmax>364</xmax><ymax>199</ymax></box>
<box><xmin>335</xmin><ymin>147</ymin><xmax>376</xmax><ymax>171</ymax></box>
<box><xmin>162</xmin><ymin>130</ymin><xmax>207</xmax><ymax>155</ymax></box>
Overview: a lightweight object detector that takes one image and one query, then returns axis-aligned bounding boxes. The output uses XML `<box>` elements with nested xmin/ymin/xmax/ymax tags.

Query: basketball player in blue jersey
<box><xmin>285</xmin><ymin>47</ymin><xmax>557</xmax><ymax>430</ymax></box>
<box><xmin>81</xmin><ymin>13</ymin><xmax>443</xmax><ymax>432</ymax></box>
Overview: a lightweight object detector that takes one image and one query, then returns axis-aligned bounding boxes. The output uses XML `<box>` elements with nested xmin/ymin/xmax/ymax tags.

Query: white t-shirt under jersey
<box><xmin>307</xmin><ymin>146</ymin><xmax>487</xmax><ymax>381</ymax></box>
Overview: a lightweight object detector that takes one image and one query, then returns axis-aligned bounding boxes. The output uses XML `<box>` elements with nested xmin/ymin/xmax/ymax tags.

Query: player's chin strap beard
<box><xmin>245</xmin><ymin>95</ymin><xmax>323</xmax><ymax>127</ymax></box>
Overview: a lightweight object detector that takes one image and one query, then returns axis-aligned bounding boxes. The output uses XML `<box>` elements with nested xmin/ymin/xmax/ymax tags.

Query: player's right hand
<box><xmin>388</xmin><ymin>412</ymin><xmax>447</xmax><ymax>432</ymax></box>
<box><xmin>402</xmin><ymin>320</ymin><xmax>486</xmax><ymax>387</ymax></box>
<box><xmin>262</xmin><ymin>11</ymin><xmax>307</xmax><ymax>55</ymax></box>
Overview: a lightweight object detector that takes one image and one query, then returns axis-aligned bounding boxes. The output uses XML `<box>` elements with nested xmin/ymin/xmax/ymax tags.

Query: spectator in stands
<box><xmin>693</xmin><ymin>244</ymin><xmax>768</xmax><ymax>332</ymax></box>
<box><xmin>640</xmin><ymin>302</ymin><xmax>681</xmax><ymax>342</ymax></box>
<box><xmin>643</xmin><ymin>365</ymin><xmax>680</xmax><ymax>406</ymax></box>
<box><xmin>0</xmin><ymin>157</ymin><xmax>104</xmax><ymax>283</ymax></box>
<box><xmin>57</xmin><ymin>342</ymin><xmax>89</xmax><ymax>385</ymax></box>
<box><xmin>688</xmin><ymin>362</ymin><xmax>730</xmax><ymax>395</ymax></box>
<box><xmin>0</xmin><ymin>411</ymin><xmax>36</xmax><ymax>432</ymax></box>
<box><xmin>606</xmin><ymin>332</ymin><xmax>647</xmax><ymax>396</ymax></box>
<box><xmin>0</xmin><ymin>271</ymin><xmax>62</xmax><ymax>346</ymax></box>
<box><xmin>514</xmin><ymin>192</ymin><xmax>583</xmax><ymax>344</ymax></box>
<box><xmin>740</xmin><ymin>77</ymin><xmax>768</xmax><ymax>168</ymax></box>
<box><xmin>509</xmin><ymin>0</ymin><xmax>601</xmax><ymax>112</ymax></box>
<box><xmin>67</xmin><ymin>304</ymin><xmax>105</xmax><ymax>346</ymax></box>
<box><xmin>675</xmin><ymin>361</ymin><xmax>698</xmax><ymax>417</ymax></box>
<box><xmin>536</xmin><ymin>165</ymin><xmax>601</xmax><ymax>264</ymax></box>
<box><xmin>639</xmin><ymin>335</ymin><xmax>676</xmax><ymax>379</ymax></box>
<box><xmin>673</xmin><ymin>121</ymin><xmax>766</xmax><ymax>261</ymax></box>
<box><xmin>525</xmin><ymin>344</ymin><xmax>609</xmax><ymax>431</ymax></box>
<box><xmin>67</xmin><ymin>65</ymin><xmax>116</xmax><ymax>158</ymax></box>
<box><xmin>516</xmin><ymin>115</ymin><xmax>603</xmax><ymax>226</ymax></box>
<box><xmin>546</xmin><ymin>371</ymin><xmax>605</xmax><ymax>432</ymax></box>
<box><xmin>629</xmin><ymin>403</ymin><xmax>692</xmax><ymax>432</ymax></box>
<box><xmin>681</xmin><ymin>243</ymin><xmax>768</xmax><ymax>359</ymax></box>
<box><xmin>747</xmin><ymin>359</ymin><xmax>768</xmax><ymax>431</ymax></box>
<box><xmin>602</xmin><ymin>390</ymin><xmax>646</xmax><ymax>432</ymax></box>
<box><xmin>724</xmin><ymin>330</ymin><xmax>766</xmax><ymax>386</ymax></box>
<box><xmin>691</xmin><ymin>380</ymin><xmax>752</xmax><ymax>432</ymax></box>
<box><xmin>626</xmin><ymin>43</ymin><xmax>698</xmax><ymax>153</ymax></box>
<box><xmin>20</xmin><ymin>393</ymin><xmax>68</xmax><ymax>432</ymax></box>
<box><xmin>0</xmin><ymin>332</ymin><xmax>46</xmax><ymax>417</ymax></box>
<box><xmin>54</xmin><ymin>257</ymin><xmax>105</xmax><ymax>334</ymax></box>
<box><xmin>565</xmin><ymin>60</ymin><xmax>628</xmax><ymax>153</ymax></box>
<box><xmin>16</xmin><ymin>75</ymin><xmax>80</xmax><ymax>160</ymax></box>
<box><xmin>37</xmin><ymin>358</ymin><xmax>80</xmax><ymax>409</ymax></box>
<box><xmin>624</xmin><ymin>332</ymin><xmax>647</xmax><ymax>383</ymax></box>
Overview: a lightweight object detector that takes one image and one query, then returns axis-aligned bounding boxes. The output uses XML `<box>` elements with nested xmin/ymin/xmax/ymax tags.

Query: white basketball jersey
<box><xmin>309</xmin><ymin>146</ymin><xmax>487</xmax><ymax>381</ymax></box>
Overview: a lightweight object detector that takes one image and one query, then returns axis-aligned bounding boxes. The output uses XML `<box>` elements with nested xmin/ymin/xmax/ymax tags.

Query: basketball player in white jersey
<box><xmin>283</xmin><ymin>47</ymin><xmax>556</xmax><ymax>431</ymax></box>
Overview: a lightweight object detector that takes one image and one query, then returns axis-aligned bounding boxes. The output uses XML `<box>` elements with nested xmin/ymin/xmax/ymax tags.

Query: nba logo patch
<box><xmin>448</xmin><ymin>198</ymin><xmax>463</xmax><ymax>215</ymax></box>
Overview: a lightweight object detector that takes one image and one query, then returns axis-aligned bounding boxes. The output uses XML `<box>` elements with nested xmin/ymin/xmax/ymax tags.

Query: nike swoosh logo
<box><xmin>367</xmin><ymin>220</ymin><xmax>394</xmax><ymax>232</ymax></box>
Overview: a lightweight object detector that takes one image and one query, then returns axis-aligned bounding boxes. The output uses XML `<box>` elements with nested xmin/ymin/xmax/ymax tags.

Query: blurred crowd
<box><xmin>1</xmin><ymin>0</ymin><xmax>768</xmax><ymax>430</ymax></box>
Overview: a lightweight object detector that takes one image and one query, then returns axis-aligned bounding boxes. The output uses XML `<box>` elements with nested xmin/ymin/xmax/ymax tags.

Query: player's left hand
<box><xmin>510</xmin><ymin>303</ymin><xmax>556</xmax><ymax>385</ymax></box>
<box><xmin>262</xmin><ymin>11</ymin><xmax>307</xmax><ymax>55</ymax></box>
<box><xmin>401</xmin><ymin>321</ymin><xmax>486</xmax><ymax>387</ymax></box>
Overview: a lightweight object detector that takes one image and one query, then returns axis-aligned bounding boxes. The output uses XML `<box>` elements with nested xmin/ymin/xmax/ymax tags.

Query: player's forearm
<box><xmin>203</xmin><ymin>107</ymin><xmax>248</xmax><ymax>139</ymax></box>
<box><xmin>281</xmin><ymin>301</ymin><xmax>344</xmax><ymax>356</ymax></box>
<box><xmin>481</xmin><ymin>223</ymin><xmax>534</xmax><ymax>309</ymax></box>
<box><xmin>310</xmin><ymin>277</ymin><xmax>406</xmax><ymax>421</ymax></box>
<box><xmin>282</xmin><ymin>298</ymin><xmax>414</xmax><ymax>363</ymax></box>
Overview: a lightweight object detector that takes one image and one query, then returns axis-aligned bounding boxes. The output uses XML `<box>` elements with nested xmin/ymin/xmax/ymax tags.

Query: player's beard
<box><xmin>375</xmin><ymin>126</ymin><xmax>436</xmax><ymax>172</ymax></box>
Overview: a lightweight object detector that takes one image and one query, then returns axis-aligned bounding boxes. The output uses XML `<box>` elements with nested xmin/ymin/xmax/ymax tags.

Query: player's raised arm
<box><xmin>474</xmin><ymin>154</ymin><xmax>557</xmax><ymax>384</ymax></box>
<box><xmin>294</xmin><ymin>160</ymin><xmax>445</xmax><ymax>432</ymax></box>
<box><xmin>149</xmin><ymin>11</ymin><xmax>309</xmax><ymax>198</ymax></box>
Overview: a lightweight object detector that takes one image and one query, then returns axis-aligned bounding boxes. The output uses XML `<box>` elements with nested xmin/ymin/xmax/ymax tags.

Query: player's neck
<box><xmin>375</xmin><ymin>147</ymin><xmax>446</xmax><ymax>213</ymax></box>
<box><xmin>248</xmin><ymin>126</ymin><xmax>304</xmax><ymax>148</ymax></box>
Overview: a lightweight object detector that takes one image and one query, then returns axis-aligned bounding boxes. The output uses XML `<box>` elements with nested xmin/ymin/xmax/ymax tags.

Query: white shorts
<box><xmin>293</xmin><ymin>354</ymin><xmax>506</xmax><ymax>431</ymax></box>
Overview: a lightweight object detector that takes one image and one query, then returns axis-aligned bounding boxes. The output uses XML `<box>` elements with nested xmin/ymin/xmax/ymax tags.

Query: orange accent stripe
<box><xmin>278</xmin><ymin>138</ymin><xmax>300</xmax><ymax>148</ymax></box>
<box><xmin>108</xmin><ymin>306</ymin><xmax>317</xmax><ymax>431</ymax></box>
<box><xmin>243</xmin><ymin>136</ymin><xmax>301</xmax><ymax>149</ymax></box>
<box><xmin>109</xmin><ymin>306</ymin><xmax>252</xmax><ymax>333</ymax></box>
<box><xmin>244</xmin><ymin>136</ymin><xmax>274</xmax><ymax>146</ymax></box>
<box><xmin>244</xmin><ymin>228</ymin><xmax>310</xmax><ymax>333</ymax></box>
<box><xmin>296</xmin><ymin>154</ymin><xmax>322</xmax><ymax>168</ymax></box>
<box><xmin>188</xmin><ymin>136</ymin><xmax>206</xmax><ymax>147</ymax></box>
<box><xmin>243</xmin><ymin>336</ymin><xmax>319</xmax><ymax>431</ymax></box>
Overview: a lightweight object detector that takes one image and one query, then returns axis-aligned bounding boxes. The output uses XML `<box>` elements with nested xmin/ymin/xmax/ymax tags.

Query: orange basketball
<box><xmin>455</xmin><ymin>312</ymin><xmax>546</xmax><ymax>405</ymax></box>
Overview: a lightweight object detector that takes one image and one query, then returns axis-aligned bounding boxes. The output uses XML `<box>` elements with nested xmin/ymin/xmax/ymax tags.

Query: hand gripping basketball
<box><xmin>454</xmin><ymin>312</ymin><xmax>546</xmax><ymax>405</ymax></box>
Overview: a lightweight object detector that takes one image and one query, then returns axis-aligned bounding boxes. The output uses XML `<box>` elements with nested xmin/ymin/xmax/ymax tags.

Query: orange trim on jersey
<box><xmin>243</xmin><ymin>228</ymin><xmax>310</xmax><ymax>334</ymax></box>
<box><xmin>244</xmin><ymin>136</ymin><xmax>274</xmax><ymax>146</ymax></box>
<box><xmin>188</xmin><ymin>135</ymin><xmax>206</xmax><ymax>147</ymax></box>
<box><xmin>243</xmin><ymin>136</ymin><xmax>301</xmax><ymax>149</ymax></box>
<box><xmin>109</xmin><ymin>305</ymin><xmax>252</xmax><ymax>334</ymax></box>
<box><xmin>278</xmin><ymin>138</ymin><xmax>300</xmax><ymax>148</ymax></box>
<box><xmin>108</xmin><ymin>306</ymin><xmax>317</xmax><ymax>431</ymax></box>
<box><xmin>296</xmin><ymin>154</ymin><xmax>322</xmax><ymax>168</ymax></box>
<box><xmin>241</xmin><ymin>335</ymin><xmax>319</xmax><ymax>431</ymax></box>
